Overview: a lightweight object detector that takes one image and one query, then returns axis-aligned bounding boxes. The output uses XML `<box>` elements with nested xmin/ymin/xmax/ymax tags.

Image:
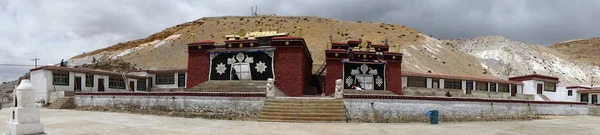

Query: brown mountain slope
<box><xmin>68</xmin><ymin>16</ymin><xmax>494</xmax><ymax>78</ymax></box>
<box><xmin>549</xmin><ymin>37</ymin><xmax>600</xmax><ymax>66</ymax></box>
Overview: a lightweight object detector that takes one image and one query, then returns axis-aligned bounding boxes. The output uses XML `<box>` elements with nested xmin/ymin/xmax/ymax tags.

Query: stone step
<box><xmin>189</xmin><ymin>88</ymin><xmax>265</xmax><ymax>92</ymax></box>
<box><xmin>263</xmin><ymin>102</ymin><xmax>345</xmax><ymax>106</ymax></box>
<box><xmin>256</xmin><ymin>119</ymin><xmax>346</xmax><ymax>123</ymax></box>
<box><xmin>258</xmin><ymin>115</ymin><xmax>347</xmax><ymax>122</ymax></box>
<box><xmin>261</xmin><ymin>105</ymin><xmax>345</xmax><ymax>110</ymax></box>
<box><xmin>48</xmin><ymin>97</ymin><xmax>75</xmax><ymax>109</ymax></box>
<box><xmin>260</xmin><ymin>108</ymin><xmax>346</xmax><ymax>113</ymax></box>
<box><xmin>264</xmin><ymin>99</ymin><xmax>343</xmax><ymax>103</ymax></box>
<box><xmin>259</xmin><ymin>112</ymin><xmax>346</xmax><ymax>117</ymax></box>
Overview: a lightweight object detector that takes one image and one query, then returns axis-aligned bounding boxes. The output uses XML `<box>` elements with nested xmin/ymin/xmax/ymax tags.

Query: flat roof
<box><xmin>402</xmin><ymin>71</ymin><xmax>523</xmax><ymax>85</ymax></box>
<box><xmin>508</xmin><ymin>73</ymin><xmax>559</xmax><ymax>83</ymax></box>
<box><xmin>31</xmin><ymin>66</ymin><xmax>147</xmax><ymax>79</ymax></box>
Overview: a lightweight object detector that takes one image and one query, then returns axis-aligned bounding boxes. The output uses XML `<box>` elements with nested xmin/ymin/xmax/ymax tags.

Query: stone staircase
<box><xmin>189</xmin><ymin>81</ymin><xmax>267</xmax><ymax>93</ymax></box>
<box><xmin>48</xmin><ymin>97</ymin><xmax>76</xmax><ymax>109</ymax></box>
<box><xmin>258</xmin><ymin>98</ymin><xmax>347</xmax><ymax>123</ymax></box>
<box><xmin>537</xmin><ymin>94</ymin><xmax>551</xmax><ymax>101</ymax></box>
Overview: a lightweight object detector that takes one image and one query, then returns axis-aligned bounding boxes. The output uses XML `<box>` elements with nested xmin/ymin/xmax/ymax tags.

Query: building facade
<box><xmin>324</xmin><ymin>39</ymin><xmax>403</xmax><ymax>95</ymax></box>
<box><xmin>186</xmin><ymin>30</ymin><xmax>313</xmax><ymax>96</ymax></box>
<box><xmin>29</xmin><ymin>66</ymin><xmax>147</xmax><ymax>103</ymax></box>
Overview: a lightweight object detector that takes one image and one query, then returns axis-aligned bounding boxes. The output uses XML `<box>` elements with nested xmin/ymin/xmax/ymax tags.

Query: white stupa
<box><xmin>5</xmin><ymin>79</ymin><xmax>45</xmax><ymax>135</ymax></box>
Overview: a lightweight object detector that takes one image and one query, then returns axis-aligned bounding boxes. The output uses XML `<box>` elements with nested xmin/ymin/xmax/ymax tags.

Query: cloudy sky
<box><xmin>1</xmin><ymin>0</ymin><xmax>600</xmax><ymax>82</ymax></box>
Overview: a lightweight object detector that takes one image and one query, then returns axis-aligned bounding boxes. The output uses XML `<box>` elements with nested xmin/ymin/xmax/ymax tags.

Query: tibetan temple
<box><xmin>186</xmin><ymin>29</ymin><xmax>314</xmax><ymax>96</ymax></box>
<box><xmin>186</xmin><ymin>28</ymin><xmax>403</xmax><ymax>97</ymax></box>
<box><xmin>324</xmin><ymin>38</ymin><xmax>403</xmax><ymax>95</ymax></box>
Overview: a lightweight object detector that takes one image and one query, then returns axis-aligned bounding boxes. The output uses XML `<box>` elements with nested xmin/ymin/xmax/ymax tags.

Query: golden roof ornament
<box><xmin>360</xmin><ymin>39</ymin><xmax>369</xmax><ymax>51</ymax></box>
<box><xmin>238</xmin><ymin>28</ymin><xmax>246</xmax><ymax>38</ymax></box>
<box><xmin>327</xmin><ymin>40</ymin><xmax>332</xmax><ymax>49</ymax></box>
<box><xmin>395</xmin><ymin>44</ymin><xmax>400</xmax><ymax>52</ymax></box>
<box><xmin>190</xmin><ymin>33</ymin><xmax>195</xmax><ymax>43</ymax></box>
<box><xmin>296</xmin><ymin>25</ymin><xmax>303</xmax><ymax>38</ymax></box>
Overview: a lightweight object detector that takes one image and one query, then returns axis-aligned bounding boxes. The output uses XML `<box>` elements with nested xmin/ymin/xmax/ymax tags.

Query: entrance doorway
<box><xmin>466</xmin><ymin>81</ymin><xmax>473</xmax><ymax>94</ymax></box>
<box><xmin>231</xmin><ymin>63</ymin><xmax>251</xmax><ymax>80</ymax></box>
<box><xmin>593</xmin><ymin>95</ymin><xmax>598</xmax><ymax>104</ymax></box>
<box><xmin>74</xmin><ymin>77</ymin><xmax>82</xmax><ymax>91</ymax></box>
<box><xmin>98</xmin><ymin>78</ymin><xmax>105</xmax><ymax>92</ymax></box>
<box><xmin>129</xmin><ymin>81</ymin><xmax>135</xmax><ymax>91</ymax></box>
<box><xmin>178</xmin><ymin>73</ymin><xmax>186</xmax><ymax>88</ymax></box>
<box><xmin>511</xmin><ymin>84</ymin><xmax>517</xmax><ymax>96</ymax></box>
<box><xmin>537</xmin><ymin>84</ymin><xmax>543</xmax><ymax>94</ymax></box>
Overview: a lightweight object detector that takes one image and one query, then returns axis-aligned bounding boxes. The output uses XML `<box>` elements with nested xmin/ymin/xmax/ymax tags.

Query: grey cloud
<box><xmin>2</xmin><ymin>0</ymin><xmax>600</xmax><ymax>82</ymax></box>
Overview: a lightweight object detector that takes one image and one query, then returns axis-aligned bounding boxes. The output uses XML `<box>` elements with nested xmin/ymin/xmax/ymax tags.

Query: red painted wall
<box><xmin>274</xmin><ymin>47</ymin><xmax>310</xmax><ymax>96</ymax></box>
<box><xmin>186</xmin><ymin>50</ymin><xmax>209</xmax><ymax>89</ymax></box>
<box><xmin>324</xmin><ymin>59</ymin><xmax>343</xmax><ymax>96</ymax></box>
<box><xmin>386</xmin><ymin>62</ymin><xmax>403</xmax><ymax>95</ymax></box>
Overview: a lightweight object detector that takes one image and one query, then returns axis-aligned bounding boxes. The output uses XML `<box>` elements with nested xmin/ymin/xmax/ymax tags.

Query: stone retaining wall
<box><xmin>589</xmin><ymin>106</ymin><xmax>600</xmax><ymax>116</ymax></box>
<box><xmin>403</xmin><ymin>87</ymin><xmax>533</xmax><ymax>100</ymax></box>
<box><xmin>344</xmin><ymin>99</ymin><xmax>589</xmax><ymax>122</ymax></box>
<box><xmin>75</xmin><ymin>95</ymin><xmax>264</xmax><ymax>116</ymax></box>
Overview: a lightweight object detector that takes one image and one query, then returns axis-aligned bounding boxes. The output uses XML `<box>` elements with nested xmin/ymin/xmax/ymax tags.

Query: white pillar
<box><xmin>495</xmin><ymin>83</ymin><xmax>499</xmax><ymax>92</ymax></box>
<box><xmin>487</xmin><ymin>82</ymin><xmax>491</xmax><ymax>92</ymax></box>
<box><xmin>401</xmin><ymin>77</ymin><xmax>408</xmax><ymax>88</ymax></box>
<box><xmin>426</xmin><ymin>78</ymin><xmax>432</xmax><ymax>88</ymax></box>
<box><xmin>589</xmin><ymin>94</ymin><xmax>593</xmax><ymax>104</ymax></box>
<box><xmin>508</xmin><ymin>84</ymin><xmax>512</xmax><ymax>96</ymax></box>
<box><xmin>439</xmin><ymin>79</ymin><xmax>445</xmax><ymax>89</ymax></box>
<box><xmin>461</xmin><ymin>80</ymin><xmax>467</xmax><ymax>94</ymax></box>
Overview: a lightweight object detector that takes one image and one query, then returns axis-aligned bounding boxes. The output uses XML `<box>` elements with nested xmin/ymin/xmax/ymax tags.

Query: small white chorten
<box><xmin>5</xmin><ymin>79</ymin><xmax>45</xmax><ymax>135</ymax></box>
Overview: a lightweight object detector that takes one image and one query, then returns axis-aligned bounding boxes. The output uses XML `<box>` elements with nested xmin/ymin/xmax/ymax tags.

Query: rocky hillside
<box><xmin>549</xmin><ymin>38</ymin><xmax>600</xmax><ymax>66</ymax></box>
<box><xmin>446</xmin><ymin>36</ymin><xmax>600</xmax><ymax>86</ymax></box>
<box><xmin>68</xmin><ymin>16</ymin><xmax>493</xmax><ymax>78</ymax></box>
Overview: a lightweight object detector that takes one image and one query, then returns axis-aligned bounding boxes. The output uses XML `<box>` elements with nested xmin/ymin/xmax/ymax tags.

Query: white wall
<box><xmin>30</xmin><ymin>70</ymin><xmax>47</xmax><ymax>102</ymax></box>
<box><xmin>401</xmin><ymin>77</ymin><xmax>407</xmax><ymax>88</ymax></box>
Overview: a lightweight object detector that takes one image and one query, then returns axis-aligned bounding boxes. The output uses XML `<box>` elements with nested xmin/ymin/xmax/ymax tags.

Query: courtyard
<box><xmin>0</xmin><ymin>108</ymin><xmax>598</xmax><ymax>135</ymax></box>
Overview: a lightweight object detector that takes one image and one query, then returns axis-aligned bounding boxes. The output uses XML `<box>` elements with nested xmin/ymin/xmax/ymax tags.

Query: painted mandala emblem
<box><xmin>255</xmin><ymin>61</ymin><xmax>267</xmax><ymax>73</ymax></box>
<box><xmin>216</xmin><ymin>63</ymin><xmax>227</xmax><ymax>75</ymax></box>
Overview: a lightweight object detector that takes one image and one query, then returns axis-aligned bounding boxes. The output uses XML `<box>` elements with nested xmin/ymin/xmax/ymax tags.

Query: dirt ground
<box><xmin>0</xmin><ymin>108</ymin><xmax>599</xmax><ymax>135</ymax></box>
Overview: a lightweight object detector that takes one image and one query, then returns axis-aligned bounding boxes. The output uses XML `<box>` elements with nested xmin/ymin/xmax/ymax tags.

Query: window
<box><xmin>544</xmin><ymin>82</ymin><xmax>556</xmax><ymax>92</ymax></box>
<box><xmin>432</xmin><ymin>79</ymin><xmax>440</xmax><ymax>88</ymax></box>
<box><xmin>85</xmin><ymin>74</ymin><xmax>93</xmax><ymax>87</ymax></box>
<box><xmin>490</xmin><ymin>83</ymin><xmax>497</xmax><ymax>92</ymax></box>
<box><xmin>109</xmin><ymin>76</ymin><xmax>125</xmax><ymax>89</ymax></box>
<box><xmin>466</xmin><ymin>81</ymin><xmax>474</xmax><ymax>90</ymax></box>
<box><xmin>568</xmin><ymin>90</ymin><xmax>573</xmax><ymax>96</ymax></box>
<box><xmin>476</xmin><ymin>81</ymin><xmax>487</xmax><ymax>91</ymax></box>
<box><xmin>156</xmin><ymin>74</ymin><xmax>174</xmax><ymax>84</ymax></box>
<box><xmin>52</xmin><ymin>72</ymin><xmax>69</xmax><ymax>86</ymax></box>
<box><xmin>581</xmin><ymin>94</ymin><xmax>589</xmax><ymax>103</ymax></box>
<box><xmin>137</xmin><ymin>80</ymin><xmax>147</xmax><ymax>91</ymax></box>
<box><xmin>407</xmin><ymin>77</ymin><xmax>427</xmax><ymax>87</ymax></box>
<box><xmin>444</xmin><ymin>79</ymin><xmax>462</xmax><ymax>90</ymax></box>
<box><xmin>498</xmin><ymin>83</ymin><xmax>509</xmax><ymax>93</ymax></box>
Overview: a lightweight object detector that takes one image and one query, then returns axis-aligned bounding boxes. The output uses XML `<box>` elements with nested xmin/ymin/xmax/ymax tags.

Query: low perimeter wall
<box><xmin>75</xmin><ymin>92</ymin><xmax>265</xmax><ymax>117</ymax></box>
<box><xmin>344</xmin><ymin>95</ymin><xmax>589</xmax><ymax>122</ymax></box>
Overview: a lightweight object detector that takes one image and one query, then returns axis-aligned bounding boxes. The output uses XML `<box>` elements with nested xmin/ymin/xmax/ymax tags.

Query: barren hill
<box><xmin>68</xmin><ymin>16</ymin><xmax>494</xmax><ymax>79</ymax></box>
<box><xmin>446</xmin><ymin>36</ymin><xmax>600</xmax><ymax>86</ymax></box>
<box><xmin>549</xmin><ymin>37</ymin><xmax>600</xmax><ymax>66</ymax></box>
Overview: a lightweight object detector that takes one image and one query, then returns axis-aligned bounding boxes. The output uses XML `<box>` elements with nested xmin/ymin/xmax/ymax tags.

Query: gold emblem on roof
<box><xmin>226</xmin><ymin>28</ymin><xmax>287</xmax><ymax>40</ymax></box>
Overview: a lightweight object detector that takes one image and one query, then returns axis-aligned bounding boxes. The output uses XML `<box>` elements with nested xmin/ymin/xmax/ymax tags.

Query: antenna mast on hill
<box><xmin>250</xmin><ymin>5</ymin><xmax>258</xmax><ymax>16</ymax></box>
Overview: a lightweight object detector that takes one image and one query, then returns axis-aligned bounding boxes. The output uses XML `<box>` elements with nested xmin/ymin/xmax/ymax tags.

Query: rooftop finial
<box><xmin>395</xmin><ymin>44</ymin><xmax>400</xmax><ymax>52</ymax></box>
<box><xmin>384</xmin><ymin>36</ymin><xmax>388</xmax><ymax>46</ymax></box>
<box><xmin>296</xmin><ymin>25</ymin><xmax>303</xmax><ymax>38</ymax></box>
<box><xmin>190</xmin><ymin>33</ymin><xmax>195</xmax><ymax>43</ymax></box>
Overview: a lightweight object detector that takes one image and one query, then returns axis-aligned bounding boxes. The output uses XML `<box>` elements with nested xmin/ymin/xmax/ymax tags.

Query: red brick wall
<box><xmin>324</xmin><ymin>59</ymin><xmax>343</xmax><ymax>96</ymax></box>
<box><xmin>386</xmin><ymin>62</ymin><xmax>402</xmax><ymax>95</ymax></box>
<box><xmin>274</xmin><ymin>47</ymin><xmax>309</xmax><ymax>96</ymax></box>
<box><xmin>186</xmin><ymin>50</ymin><xmax>209</xmax><ymax>90</ymax></box>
